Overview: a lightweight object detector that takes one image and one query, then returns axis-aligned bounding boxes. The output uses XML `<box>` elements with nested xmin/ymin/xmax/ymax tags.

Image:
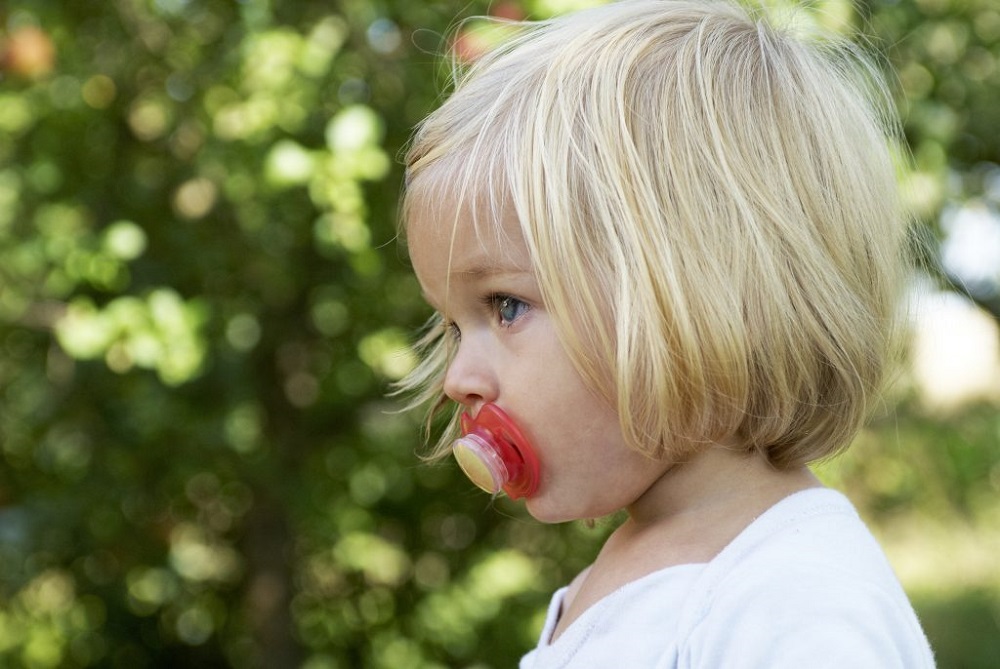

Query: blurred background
<box><xmin>0</xmin><ymin>0</ymin><xmax>996</xmax><ymax>667</ymax></box>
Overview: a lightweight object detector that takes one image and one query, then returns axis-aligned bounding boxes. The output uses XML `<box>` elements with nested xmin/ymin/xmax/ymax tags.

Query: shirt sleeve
<box><xmin>682</xmin><ymin>569</ymin><xmax>935</xmax><ymax>668</ymax></box>
<box><xmin>676</xmin><ymin>504</ymin><xmax>936</xmax><ymax>669</ymax></box>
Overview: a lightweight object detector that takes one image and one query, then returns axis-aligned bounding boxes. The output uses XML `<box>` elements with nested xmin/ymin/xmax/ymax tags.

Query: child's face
<box><xmin>406</xmin><ymin>195</ymin><xmax>671</xmax><ymax>522</ymax></box>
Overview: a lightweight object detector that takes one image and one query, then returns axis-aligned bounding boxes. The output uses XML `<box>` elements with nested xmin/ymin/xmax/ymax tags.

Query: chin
<box><xmin>524</xmin><ymin>495</ymin><xmax>609</xmax><ymax>525</ymax></box>
<box><xmin>523</xmin><ymin>497</ymin><xmax>569</xmax><ymax>524</ymax></box>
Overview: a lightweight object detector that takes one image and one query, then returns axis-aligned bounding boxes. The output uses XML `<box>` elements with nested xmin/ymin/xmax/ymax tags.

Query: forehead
<box><xmin>404</xmin><ymin>167</ymin><xmax>531</xmax><ymax>274</ymax></box>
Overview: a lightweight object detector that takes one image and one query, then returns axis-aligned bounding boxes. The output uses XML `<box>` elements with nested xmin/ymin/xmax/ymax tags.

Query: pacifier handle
<box><xmin>452</xmin><ymin>403</ymin><xmax>540</xmax><ymax>499</ymax></box>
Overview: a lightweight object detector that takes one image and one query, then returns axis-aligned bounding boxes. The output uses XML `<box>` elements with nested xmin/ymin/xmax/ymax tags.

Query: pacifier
<box><xmin>452</xmin><ymin>403</ymin><xmax>540</xmax><ymax>499</ymax></box>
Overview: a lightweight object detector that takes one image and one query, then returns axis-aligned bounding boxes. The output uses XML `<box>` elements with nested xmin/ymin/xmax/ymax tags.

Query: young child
<box><xmin>399</xmin><ymin>0</ymin><xmax>936</xmax><ymax>665</ymax></box>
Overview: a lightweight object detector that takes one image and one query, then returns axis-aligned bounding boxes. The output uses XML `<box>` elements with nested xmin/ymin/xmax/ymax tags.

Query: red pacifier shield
<box><xmin>451</xmin><ymin>403</ymin><xmax>540</xmax><ymax>499</ymax></box>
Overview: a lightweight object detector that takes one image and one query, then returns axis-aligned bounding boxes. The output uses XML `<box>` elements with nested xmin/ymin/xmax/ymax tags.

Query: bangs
<box><xmin>397</xmin><ymin>0</ymin><xmax>907</xmax><ymax>468</ymax></box>
<box><xmin>395</xmin><ymin>126</ymin><xmax>522</xmax><ymax>462</ymax></box>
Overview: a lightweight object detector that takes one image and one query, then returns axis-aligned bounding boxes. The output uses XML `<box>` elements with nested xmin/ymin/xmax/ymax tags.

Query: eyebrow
<box><xmin>449</xmin><ymin>250</ymin><xmax>534</xmax><ymax>277</ymax></box>
<box><xmin>420</xmin><ymin>266</ymin><xmax>531</xmax><ymax>311</ymax></box>
<box><xmin>450</xmin><ymin>264</ymin><xmax>529</xmax><ymax>279</ymax></box>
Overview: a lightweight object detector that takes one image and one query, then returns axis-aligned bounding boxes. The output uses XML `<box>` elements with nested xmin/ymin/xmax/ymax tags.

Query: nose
<box><xmin>443</xmin><ymin>336</ymin><xmax>497</xmax><ymax>413</ymax></box>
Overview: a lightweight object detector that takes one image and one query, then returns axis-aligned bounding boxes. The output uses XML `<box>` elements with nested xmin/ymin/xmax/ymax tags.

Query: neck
<box><xmin>625</xmin><ymin>442</ymin><xmax>820</xmax><ymax>534</ymax></box>
<box><xmin>548</xmin><ymin>441</ymin><xmax>822</xmax><ymax>644</ymax></box>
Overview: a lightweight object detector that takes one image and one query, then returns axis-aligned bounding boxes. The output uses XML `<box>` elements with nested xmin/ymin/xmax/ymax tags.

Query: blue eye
<box><xmin>493</xmin><ymin>295</ymin><xmax>530</xmax><ymax>327</ymax></box>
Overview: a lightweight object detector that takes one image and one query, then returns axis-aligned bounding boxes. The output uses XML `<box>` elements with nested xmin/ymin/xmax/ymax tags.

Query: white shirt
<box><xmin>520</xmin><ymin>488</ymin><xmax>935</xmax><ymax>668</ymax></box>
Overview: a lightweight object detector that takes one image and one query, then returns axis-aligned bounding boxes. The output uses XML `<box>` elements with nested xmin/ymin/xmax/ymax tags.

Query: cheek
<box><xmin>521</xmin><ymin>327</ymin><xmax>617</xmax><ymax>442</ymax></box>
<box><xmin>503</xmin><ymin>314</ymin><xmax>632</xmax><ymax>485</ymax></box>
<box><xmin>525</xmin><ymin>378</ymin><xmax>627</xmax><ymax>475</ymax></box>
<box><xmin>546</xmin><ymin>285</ymin><xmax>617</xmax><ymax>398</ymax></box>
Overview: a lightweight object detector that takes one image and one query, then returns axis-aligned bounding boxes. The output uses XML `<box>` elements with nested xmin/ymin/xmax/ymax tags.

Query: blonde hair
<box><xmin>400</xmin><ymin>0</ymin><xmax>908</xmax><ymax>469</ymax></box>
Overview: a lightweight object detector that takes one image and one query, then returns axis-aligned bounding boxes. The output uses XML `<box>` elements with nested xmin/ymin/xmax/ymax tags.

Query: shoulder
<box><xmin>681</xmin><ymin>489</ymin><xmax>935</xmax><ymax>668</ymax></box>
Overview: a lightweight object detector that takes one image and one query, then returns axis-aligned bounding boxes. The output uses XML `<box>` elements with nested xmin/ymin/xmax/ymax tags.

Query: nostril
<box><xmin>443</xmin><ymin>374</ymin><xmax>490</xmax><ymax>411</ymax></box>
<box><xmin>443</xmin><ymin>376</ymin><xmax>480</xmax><ymax>407</ymax></box>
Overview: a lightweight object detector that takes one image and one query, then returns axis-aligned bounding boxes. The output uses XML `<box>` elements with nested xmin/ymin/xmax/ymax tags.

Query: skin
<box><xmin>406</xmin><ymin>196</ymin><xmax>821</xmax><ymax>643</ymax></box>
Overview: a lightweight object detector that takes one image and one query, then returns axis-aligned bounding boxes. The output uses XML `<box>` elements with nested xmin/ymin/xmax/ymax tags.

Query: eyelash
<box><xmin>441</xmin><ymin>293</ymin><xmax>531</xmax><ymax>341</ymax></box>
<box><xmin>484</xmin><ymin>293</ymin><xmax>531</xmax><ymax>327</ymax></box>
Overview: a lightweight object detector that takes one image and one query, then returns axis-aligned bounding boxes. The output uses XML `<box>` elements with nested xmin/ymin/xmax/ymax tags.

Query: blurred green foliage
<box><xmin>0</xmin><ymin>0</ymin><xmax>996</xmax><ymax>668</ymax></box>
